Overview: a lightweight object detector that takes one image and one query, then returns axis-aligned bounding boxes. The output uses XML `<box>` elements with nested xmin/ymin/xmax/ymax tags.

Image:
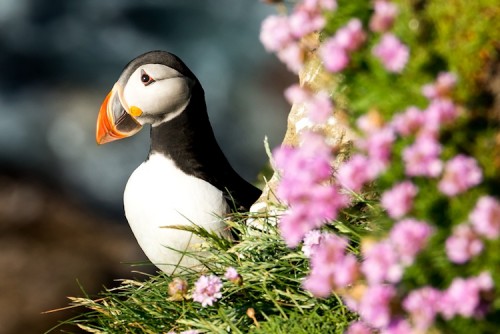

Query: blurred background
<box><xmin>0</xmin><ymin>1</ymin><xmax>292</xmax><ymax>333</ymax></box>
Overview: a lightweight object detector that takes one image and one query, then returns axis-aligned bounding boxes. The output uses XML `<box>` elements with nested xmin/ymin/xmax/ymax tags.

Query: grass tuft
<box><xmin>55</xmin><ymin>210</ymin><xmax>360</xmax><ymax>333</ymax></box>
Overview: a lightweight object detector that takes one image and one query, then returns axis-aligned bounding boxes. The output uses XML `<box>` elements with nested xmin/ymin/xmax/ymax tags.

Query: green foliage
<box><xmin>55</xmin><ymin>214</ymin><xmax>356</xmax><ymax>333</ymax></box>
<box><xmin>322</xmin><ymin>1</ymin><xmax>500</xmax><ymax>332</ymax></box>
<box><xmin>249</xmin><ymin>307</ymin><xmax>352</xmax><ymax>334</ymax></box>
<box><xmin>55</xmin><ymin>1</ymin><xmax>499</xmax><ymax>333</ymax></box>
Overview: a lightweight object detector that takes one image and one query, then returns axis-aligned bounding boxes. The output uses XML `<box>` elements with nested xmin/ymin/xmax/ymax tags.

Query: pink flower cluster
<box><xmin>320</xmin><ymin>19</ymin><xmax>366</xmax><ymax>72</ymax></box>
<box><xmin>273</xmin><ymin>133</ymin><xmax>349</xmax><ymax>247</ymax></box>
<box><xmin>369</xmin><ymin>0</ymin><xmax>398</xmax><ymax>32</ymax></box>
<box><xmin>470</xmin><ymin>196</ymin><xmax>500</xmax><ymax>239</ymax></box>
<box><xmin>337</xmin><ymin>125</ymin><xmax>396</xmax><ymax>192</ymax></box>
<box><xmin>336</xmin><ymin>154</ymin><xmax>379</xmax><ymax>192</ymax></box>
<box><xmin>346</xmin><ymin>284</ymin><xmax>397</xmax><ymax>329</ymax></box>
<box><xmin>438</xmin><ymin>154</ymin><xmax>482</xmax><ymax>196</ymax></box>
<box><xmin>361</xmin><ymin>219</ymin><xmax>433</xmax><ymax>285</ymax></box>
<box><xmin>446</xmin><ymin>223</ymin><xmax>483</xmax><ymax>264</ymax></box>
<box><xmin>446</xmin><ymin>195</ymin><xmax>500</xmax><ymax>263</ymax></box>
<box><xmin>337</xmin><ymin>74</ymin><xmax>450</xmax><ymax>193</ymax></box>
<box><xmin>303</xmin><ymin>233</ymin><xmax>359</xmax><ymax>297</ymax></box>
<box><xmin>346</xmin><ymin>272</ymin><xmax>494</xmax><ymax>332</ymax></box>
<box><xmin>372</xmin><ymin>33</ymin><xmax>409</xmax><ymax>73</ymax></box>
<box><xmin>191</xmin><ymin>267</ymin><xmax>242</xmax><ymax>307</ymax></box>
<box><xmin>285</xmin><ymin>84</ymin><xmax>333</xmax><ymax>123</ymax></box>
<box><xmin>381</xmin><ymin>181</ymin><xmax>418</xmax><ymax>219</ymax></box>
<box><xmin>392</xmin><ymin>101</ymin><xmax>458</xmax><ymax>139</ymax></box>
<box><xmin>422</xmin><ymin>72</ymin><xmax>457</xmax><ymax>99</ymax></box>
<box><xmin>357</xmin><ymin>127</ymin><xmax>396</xmax><ymax>169</ymax></box>
<box><xmin>402</xmin><ymin>133</ymin><xmax>443</xmax><ymax>177</ymax></box>
<box><xmin>367</xmin><ymin>1</ymin><xmax>410</xmax><ymax>73</ymax></box>
<box><xmin>336</xmin><ymin>126</ymin><xmax>393</xmax><ymax>192</ymax></box>
<box><xmin>192</xmin><ymin>274</ymin><xmax>223</xmax><ymax>307</ymax></box>
<box><xmin>260</xmin><ymin>1</ymin><xmax>336</xmax><ymax>73</ymax></box>
<box><xmin>403</xmin><ymin>273</ymin><xmax>494</xmax><ymax>330</ymax></box>
<box><xmin>260</xmin><ymin>2</ymin><xmax>497</xmax><ymax>332</ymax></box>
<box><xmin>303</xmin><ymin>219</ymin><xmax>432</xmax><ymax>300</ymax></box>
<box><xmin>224</xmin><ymin>266</ymin><xmax>242</xmax><ymax>285</ymax></box>
<box><xmin>301</xmin><ymin>229</ymin><xmax>328</xmax><ymax>257</ymax></box>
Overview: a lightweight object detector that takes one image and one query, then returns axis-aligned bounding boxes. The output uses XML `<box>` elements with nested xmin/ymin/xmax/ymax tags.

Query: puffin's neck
<box><xmin>148</xmin><ymin>83</ymin><xmax>230</xmax><ymax>183</ymax></box>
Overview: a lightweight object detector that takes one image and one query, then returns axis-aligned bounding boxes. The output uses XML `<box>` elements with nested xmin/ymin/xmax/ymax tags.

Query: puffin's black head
<box><xmin>97</xmin><ymin>51</ymin><xmax>199</xmax><ymax>144</ymax></box>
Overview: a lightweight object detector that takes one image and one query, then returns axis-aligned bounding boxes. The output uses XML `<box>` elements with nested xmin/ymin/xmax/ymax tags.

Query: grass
<box><xmin>49</xmin><ymin>209</ymin><xmax>364</xmax><ymax>333</ymax></box>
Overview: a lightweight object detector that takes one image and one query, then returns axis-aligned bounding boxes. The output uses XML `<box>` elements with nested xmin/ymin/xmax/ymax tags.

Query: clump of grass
<box><xmin>53</xmin><ymin>209</ymin><xmax>366</xmax><ymax>333</ymax></box>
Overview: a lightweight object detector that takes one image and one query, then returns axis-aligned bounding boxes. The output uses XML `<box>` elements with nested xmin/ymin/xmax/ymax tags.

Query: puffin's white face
<box><xmin>123</xmin><ymin>64</ymin><xmax>195</xmax><ymax>126</ymax></box>
<box><xmin>96</xmin><ymin>63</ymin><xmax>195</xmax><ymax>144</ymax></box>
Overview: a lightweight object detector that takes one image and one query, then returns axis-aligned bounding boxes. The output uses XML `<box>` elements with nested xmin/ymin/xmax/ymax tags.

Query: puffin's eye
<box><xmin>140</xmin><ymin>70</ymin><xmax>155</xmax><ymax>86</ymax></box>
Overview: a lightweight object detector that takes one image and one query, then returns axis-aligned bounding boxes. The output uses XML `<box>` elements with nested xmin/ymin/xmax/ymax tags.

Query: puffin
<box><xmin>96</xmin><ymin>51</ymin><xmax>261</xmax><ymax>274</ymax></box>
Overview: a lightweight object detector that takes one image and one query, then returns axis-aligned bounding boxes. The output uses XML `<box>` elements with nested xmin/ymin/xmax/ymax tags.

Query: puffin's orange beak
<box><xmin>96</xmin><ymin>84</ymin><xmax>143</xmax><ymax>144</ymax></box>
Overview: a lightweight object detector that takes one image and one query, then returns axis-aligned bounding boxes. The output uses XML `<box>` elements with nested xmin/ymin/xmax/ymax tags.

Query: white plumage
<box><xmin>123</xmin><ymin>152</ymin><xmax>229</xmax><ymax>274</ymax></box>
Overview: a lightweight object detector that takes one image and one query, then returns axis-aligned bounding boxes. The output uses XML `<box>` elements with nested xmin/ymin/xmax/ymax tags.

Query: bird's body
<box><xmin>124</xmin><ymin>153</ymin><xmax>228</xmax><ymax>273</ymax></box>
<box><xmin>96</xmin><ymin>51</ymin><xmax>261</xmax><ymax>274</ymax></box>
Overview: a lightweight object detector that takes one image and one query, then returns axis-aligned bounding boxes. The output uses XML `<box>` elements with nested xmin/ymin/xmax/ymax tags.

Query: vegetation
<box><xmin>53</xmin><ymin>0</ymin><xmax>499</xmax><ymax>333</ymax></box>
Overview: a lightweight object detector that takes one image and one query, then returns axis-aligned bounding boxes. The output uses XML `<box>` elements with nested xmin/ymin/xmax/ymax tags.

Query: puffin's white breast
<box><xmin>123</xmin><ymin>153</ymin><xmax>229</xmax><ymax>274</ymax></box>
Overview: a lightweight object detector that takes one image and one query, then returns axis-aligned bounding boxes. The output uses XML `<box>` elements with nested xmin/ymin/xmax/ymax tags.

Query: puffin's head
<box><xmin>96</xmin><ymin>51</ymin><xmax>196</xmax><ymax>144</ymax></box>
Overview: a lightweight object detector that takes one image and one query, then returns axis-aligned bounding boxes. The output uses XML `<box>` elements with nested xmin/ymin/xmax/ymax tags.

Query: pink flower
<box><xmin>224</xmin><ymin>267</ymin><xmax>240</xmax><ymax>282</ymax></box>
<box><xmin>358</xmin><ymin>285</ymin><xmax>396</xmax><ymax>328</ymax></box>
<box><xmin>289</xmin><ymin>7</ymin><xmax>325</xmax><ymax>38</ymax></box>
<box><xmin>422</xmin><ymin>72</ymin><xmax>458</xmax><ymax>100</ymax></box>
<box><xmin>402</xmin><ymin>133</ymin><xmax>443</xmax><ymax>177</ymax></box>
<box><xmin>372</xmin><ymin>33</ymin><xmax>409</xmax><ymax>73</ymax></box>
<box><xmin>303</xmin><ymin>0</ymin><xmax>337</xmax><ymax>11</ymax></box>
<box><xmin>334</xmin><ymin>18</ymin><xmax>366</xmax><ymax>52</ymax></box>
<box><xmin>439</xmin><ymin>273</ymin><xmax>493</xmax><ymax>319</ymax></box>
<box><xmin>277</xmin><ymin>43</ymin><xmax>304</xmax><ymax>73</ymax></box>
<box><xmin>274</xmin><ymin>133</ymin><xmax>332</xmax><ymax>187</ymax></box>
<box><xmin>381</xmin><ymin>181</ymin><xmax>418</xmax><ymax>219</ymax></box>
<box><xmin>320</xmin><ymin>19</ymin><xmax>366</xmax><ymax>73</ymax></box>
<box><xmin>260</xmin><ymin>15</ymin><xmax>293</xmax><ymax>52</ymax></box>
<box><xmin>357</xmin><ymin>127</ymin><xmax>395</xmax><ymax>167</ymax></box>
<box><xmin>390</xmin><ymin>219</ymin><xmax>433</xmax><ymax>265</ymax></box>
<box><xmin>303</xmin><ymin>234</ymin><xmax>359</xmax><ymax>297</ymax></box>
<box><xmin>274</xmin><ymin>133</ymin><xmax>349</xmax><ymax>247</ymax></box>
<box><xmin>423</xmin><ymin>99</ymin><xmax>458</xmax><ymax>132</ymax></box>
<box><xmin>470</xmin><ymin>196</ymin><xmax>500</xmax><ymax>239</ymax></box>
<box><xmin>391</xmin><ymin>106</ymin><xmax>425</xmax><ymax>137</ymax></box>
<box><xmin>334</xmin><ymin>253</ymin><xmax>360</xmax><ymax>287</ymax></box>
<box><xmin>369</xmin><ymin>1</ymin><xmax>398</xmax><ymax>32</ymax></box>
<box><xmin>279</xmin><ymin>208</ymin><xmax>315</xmax><ymax>248</ymax></box>
<box><xmin>361</xmin><ymin>241</ymin><xmax>403</xmax><ymax>284</ymax></box>
<box><xmin>346</xmin><ymin>321</ymin><xmax>373</xmax><ymax>334</ymax></box>
<box><xmin>445</xmin><ymin>223</ymin><xmax>483</xmax><ymax>264</ymax></box>
<box><xmin>320</xmin><ymin>38</ymin><xmax>350</xmax><ymax>72</ymax></box>
<box><xmin>302</xmin><ymin>229</ymin><xmax>327</xmax><ymax>257</ymax></box>
<box><xmin>382</xmin><ymin>318</ymin><xmax>413</xmax><ymax>334</ymax></box>
<box><xmin>403</xmin><ymin>287</ymin><xmax>442</xmax><ymax>330</ymax></box>
<box><xmin>284</xmin><ymin>85</ymin><xmax>333</xmax><ymax>122</ymax></box>
<box><xmin>356</xmin><ymin>112</ymin><xmax>385</xmax><ymax>134</ymax></box>
<box><xmin>438</xmin><ymin>154</ymin><xmax>482</xmax><ymax>196</ymax></box>
<box><xmin>192</xmin><ymin>275</ymin><xmax>223</xmax><ymax>307</ymax></box>
<box><xmin>337</xmin><ymin>154</ymin><xmax>379</xmax><ymax>192</ymax></box>
<box><xmin>306</xmin><ymin>91</ymin><xmax>333</xmax><ymax>123</ymax></box>
<box><xmin>284</xmin><ymin>84</ymin><xmax>309</xmax><ymax>105</ymax></box>
<box><xmin>475</xmin><ymin>271</ymin><xmax>494</xmax><ymax>290</ymax></box>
